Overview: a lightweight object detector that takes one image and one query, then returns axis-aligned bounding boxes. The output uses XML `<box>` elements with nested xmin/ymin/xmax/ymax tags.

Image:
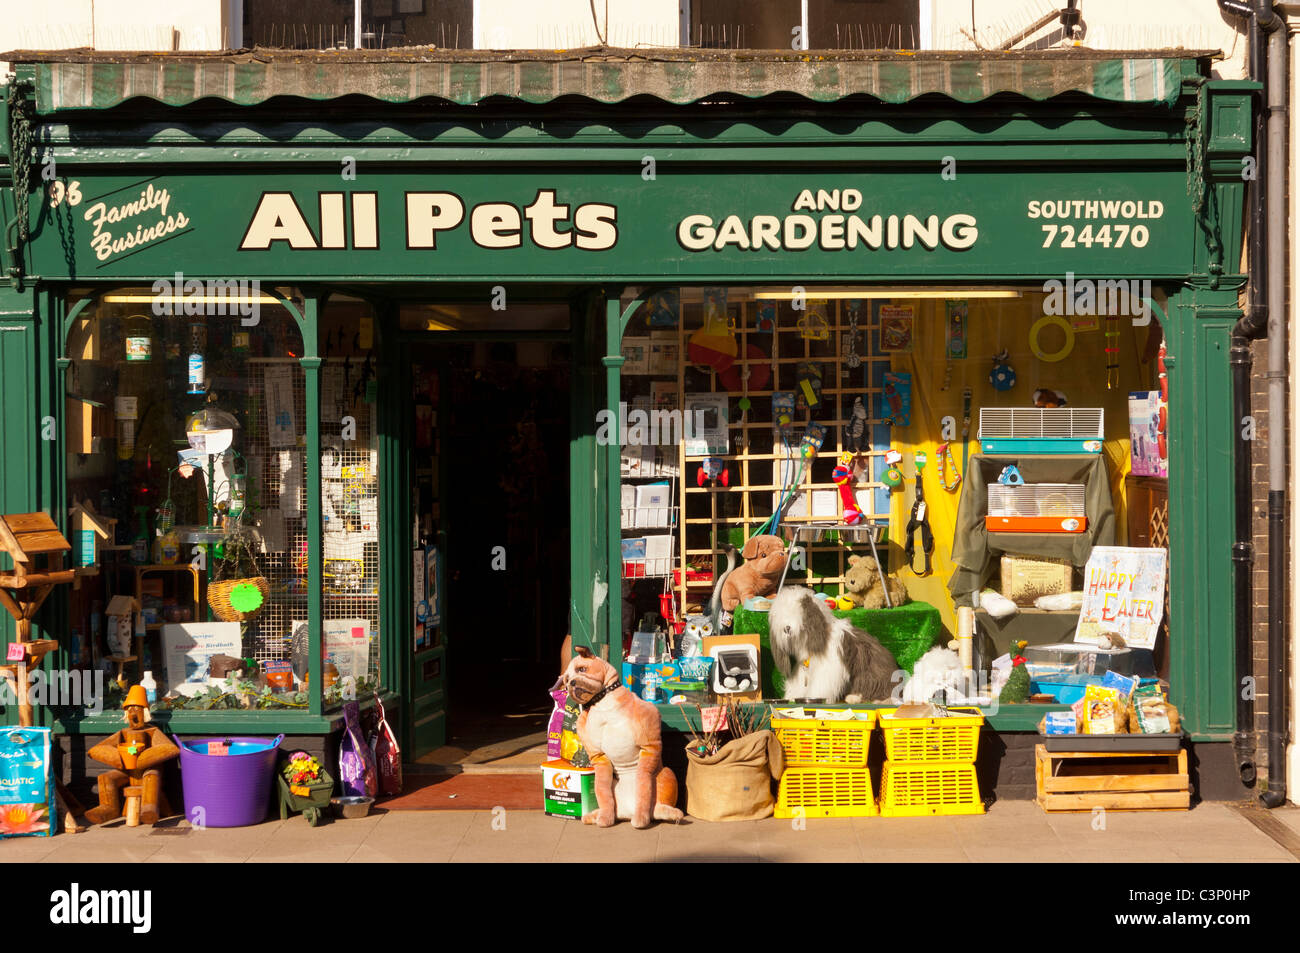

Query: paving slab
<box><xmin>8</xmin><ymin>798</ymin><xmax>1299</xmax><ymax>863</ymax></box>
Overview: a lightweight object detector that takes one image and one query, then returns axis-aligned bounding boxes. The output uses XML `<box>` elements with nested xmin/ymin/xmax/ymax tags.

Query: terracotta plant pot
<box><xmin>118</xmin><ymin>743</ymin><xmax>141</xmax><ymax>771</ymax></box>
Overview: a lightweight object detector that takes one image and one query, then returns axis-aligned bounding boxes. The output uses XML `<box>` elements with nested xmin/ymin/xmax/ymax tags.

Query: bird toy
<box><xmin>697</xmin><ymin>457</ymin><xmax>729</xmax><ymax>488</ymax></box>
<box><xmin>832</xmin><ymin>451</ymin><xmax>864</xmax><ymax>525</ymax></box>
<box><xmin>936</xmin><ymin>442</ymin><xmax>961</xmax><ymax>492</ymax></box>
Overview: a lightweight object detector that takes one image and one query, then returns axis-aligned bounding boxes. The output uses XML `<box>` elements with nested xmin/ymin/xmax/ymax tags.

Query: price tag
<box><xmin>290</xmin><ymin>784</ymin><xmax>311</xmax><ymax>797</ymax></box>
<box><xmin>7</xmin><ymin>643</ymin><xmax>25</xmax><ymax>661</ymax></box>
<box><xmin>207</xmin><ymin>742</ymin><xmax>230</xmax><ymax>756</ymax></box>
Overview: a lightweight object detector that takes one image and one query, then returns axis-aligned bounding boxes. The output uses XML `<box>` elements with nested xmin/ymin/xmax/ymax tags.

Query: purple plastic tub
<box><xmin>175</xmin><ymin>734</ymin><xmax>284</xmax><ymax>828</ymax></box>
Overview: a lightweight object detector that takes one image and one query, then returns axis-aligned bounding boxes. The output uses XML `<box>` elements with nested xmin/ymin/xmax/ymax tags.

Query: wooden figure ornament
<box><xmin>85</xmin><ymin>685</ymin><xmax>179</xmax><ymax>826</ymax></box>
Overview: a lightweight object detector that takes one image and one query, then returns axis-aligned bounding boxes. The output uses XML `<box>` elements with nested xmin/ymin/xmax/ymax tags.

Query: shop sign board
<box><xmin>28</xmin><ymin>170</ymin><xmax>1193</xmax><ymax>282</ymax></box>
<box><xmin>1074</xmin><ymin>546</ymin><xmax>1168</xmax><ymax>650</ymax></box>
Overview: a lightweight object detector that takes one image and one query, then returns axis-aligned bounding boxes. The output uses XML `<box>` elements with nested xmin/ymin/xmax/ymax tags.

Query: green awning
<box><xmin>16</xmin><ymin>48</ymin><xmax>1211</xmax><ymax>113</ymax></box>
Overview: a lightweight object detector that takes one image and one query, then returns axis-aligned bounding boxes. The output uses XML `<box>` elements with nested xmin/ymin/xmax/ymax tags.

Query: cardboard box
<box><xmin>702</xmin><ymin>633</ymin><xmax>762</xmax><ymax>702</ymax></box>
<box><xmin>1128</xmin><ymin>391</ymin><xmax>1167</xmax><ymax>477</ymax></box>
<box><xmin>542</xmin><ymin>759</ymin><xmax>598</xmax><ymax>818</ymax></box>
<box><xmin>621</xmin><ymin>659</ymin><xmax>679</xmax><ymax>702</ymax></box>
<box><xmin>1000</xmin><ymin>554</ymin><xmax>1073</xmax><ymax>606</ymax></box>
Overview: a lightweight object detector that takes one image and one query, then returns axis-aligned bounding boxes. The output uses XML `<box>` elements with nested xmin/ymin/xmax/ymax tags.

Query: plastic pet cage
<box><xmin>978</xmin><ymin>408</ymin><xmax>1104</xmax><ymax>454</ymax></box>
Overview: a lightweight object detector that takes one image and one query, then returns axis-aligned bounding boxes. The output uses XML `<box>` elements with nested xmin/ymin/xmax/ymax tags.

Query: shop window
<box><xmin>242</xmin><ymin>0</ymin><xmax>472</xmax><ymax>49</ymax></box>
<box><xmin>63</xmin><ymin>287</ymin><xmax>311</xmax><ymax>712</ymax></box>
<box><xmin>690</xmin><ymin>0</ymin><xmax>918</xmax><ymax>49</ymax></box>
<box><xmin>616</xmin><ymin>283</ymin><xmax>1173</xmax><ymax>708</ymax></box>
<box><xmin>319</xmin><ymin>296</ymin><xmax>384</xmax><ymax>709</ymax></box>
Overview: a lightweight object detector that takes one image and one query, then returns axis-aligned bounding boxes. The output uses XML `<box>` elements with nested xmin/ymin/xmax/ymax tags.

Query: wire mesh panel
<box><xmin>319</xmin><ymin>357</ymin><xmax>382</xmax><ymax>690</ymax></box>
<box><xmin>244</xmin><ymin>358</ymin><xmax>307</xmax><ymax>673</ymax></box>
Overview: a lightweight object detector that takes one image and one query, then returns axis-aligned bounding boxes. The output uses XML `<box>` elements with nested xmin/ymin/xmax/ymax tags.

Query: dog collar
<box><xmin>581</xmin><ymin>678</ymin><xmax>620</xmax><ymax>710</ymax></box>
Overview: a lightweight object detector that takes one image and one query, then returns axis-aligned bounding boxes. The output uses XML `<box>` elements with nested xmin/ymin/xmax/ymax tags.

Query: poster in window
<box><xmin>294</xmin><ymin>618</ymin><xmax>371</xmax><ymax>680</ymax></box>
<box><xmin>648</xmin><ymin>334</ymin><xmax>679</xmax><ymax>376</ymax></box>
<box><xmin>264</xmin><ymin>365</ymin><xmax>297</xmax><ymax>448</ymax></box>
<box><xmin>1074</xmin><ymin>547</ymin><xmax>1167</xmax><ymax>650</ymax></box>
<box><xmin>682</xmin><ymin>393</ymin><xmax>728</xmax><ymax>456</ymax></box>
<box><xmin>413</xmin><ymin>548</ymin><xmax>427</xmax><ymax>649</ymax></box>
<box><xmin>162</xmin><ymin>622</ymin><xmax>242</xmax><ymax>697</ymax></box>
<box><xmin>621</xmin><ymin>336</ymin><xmax>650</xmax><ymax>375</ymax></box>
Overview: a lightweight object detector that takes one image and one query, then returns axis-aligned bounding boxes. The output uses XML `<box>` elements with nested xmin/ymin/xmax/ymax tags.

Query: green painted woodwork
<box><xmin>25</xmin><ymin>166</ymin><xmax>1195</xmax><ymax>283</ymax></box>
<box><xmin>0</xmin><ymin>74</ymin><xmax>1259</xmax><ymax>742</ymax></box>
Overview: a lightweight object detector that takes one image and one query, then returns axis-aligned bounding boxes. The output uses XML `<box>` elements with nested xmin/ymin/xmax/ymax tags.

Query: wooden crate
<box><xmin>1035</xmin><ymin>744</ymin><xmax>1189</xmax><ymax>813</ymax></box>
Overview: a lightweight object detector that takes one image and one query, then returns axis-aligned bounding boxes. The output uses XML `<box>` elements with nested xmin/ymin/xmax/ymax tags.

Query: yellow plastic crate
<box><xmin>771</xmin><ymin>709</ymin><xmax>878</xmax><ymax>767</ymax></box>
<box><xmin>879</xmin><ymin>761</ymin><xmax>984</xmax><ymax>816</ymax></box>
<box><xmin>876</xmin><ymin>707</ymin><xmax>984</xmax><ymax>762</ymax></box>
<box><xmin>776</xmin><ymin>765</ymin><xmax>878</xmax><ymax>818</ymax></box>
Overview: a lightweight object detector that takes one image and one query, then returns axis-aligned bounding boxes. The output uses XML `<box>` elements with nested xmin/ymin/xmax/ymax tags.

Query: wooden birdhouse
<box><xmin>65</xmin><ymin>395</ymin><xmax>109</xmax><ymax>455</ymax></box>
<box><xmin>69</xmin><ymin>499</ymin><xmax>116</xmax><ymax>569</ymax></box>
<box><xmin>0</xmin><ymin>512</ymin><xmax>75</xmax><ymax>727</ymax></box>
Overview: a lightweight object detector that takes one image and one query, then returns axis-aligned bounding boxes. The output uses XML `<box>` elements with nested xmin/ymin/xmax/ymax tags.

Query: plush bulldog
<box><xmin>553</xmin><ymin>647</ymin><xmax>683</xmax><ymax>828</ymax></box>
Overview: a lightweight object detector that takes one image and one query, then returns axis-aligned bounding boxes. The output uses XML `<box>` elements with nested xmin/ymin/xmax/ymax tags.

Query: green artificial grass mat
<box><xmin>732</xmin><ymin>600</ymin><xmax>944</xmax><ymax>699</ymax></box>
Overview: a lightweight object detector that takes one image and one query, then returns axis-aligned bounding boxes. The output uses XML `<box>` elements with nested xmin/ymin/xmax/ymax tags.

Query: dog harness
<box><xmin>904</xmin><ymin>471</ymin><xmax>934</xmax><ymax>576</ymax></box>
<box><xmin>580</xmin><ymin>678</ymin><xmax>621</xmax><ymax>710</ymax></box>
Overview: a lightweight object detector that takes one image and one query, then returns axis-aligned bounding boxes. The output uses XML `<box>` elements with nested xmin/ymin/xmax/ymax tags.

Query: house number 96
<box><xmin>48</xmin><ymin>179</ymin><xmax>83</xmax><ymax>208</ymax></box>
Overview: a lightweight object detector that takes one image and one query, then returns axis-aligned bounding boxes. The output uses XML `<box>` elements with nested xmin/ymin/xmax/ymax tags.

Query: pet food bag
<box><xmin>0</xmin><ymin>727</ymin><xmax>54</xmax><ymax>838</ymax></box>
<box><xmin>561</xmin><ymin>692</ymin><xmax>590</xmax><ymax>768</ymax></box>
<box><xmin>367</xmin><ymin>696</ymin><xmax>403</xmax><ymax>797</ymax></box>
<box><xmin>684</xmin><ymin>729</ymin><xmax>786</xmax><ymax>822</ymax></box>
<box><xmin>339</xmin><ymin>700</ymin><xmax>379</xmax><ymax>797</ymax></box>
<box><xmin>547</xmin><ymin>689</ymin><xmax>567</xmax><ymax>758</ymax></box>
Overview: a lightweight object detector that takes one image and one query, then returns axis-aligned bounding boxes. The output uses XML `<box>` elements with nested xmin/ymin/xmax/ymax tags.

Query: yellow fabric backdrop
<box><xmin>884</xmin><ymin>295</ymin><xmax>1158</xmax><ymax>641</ymax></box>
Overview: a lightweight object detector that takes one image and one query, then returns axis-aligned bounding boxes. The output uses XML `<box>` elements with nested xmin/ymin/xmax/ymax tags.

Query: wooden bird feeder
<box><xmin>68</xmin><ymin>498</ymin><xmax>117</xmax><ymax>577</ymax></box>
<box><xmin>0</xmin><ymin>511</ymin><xmax>76</xmax><ymax>728</ymax></box>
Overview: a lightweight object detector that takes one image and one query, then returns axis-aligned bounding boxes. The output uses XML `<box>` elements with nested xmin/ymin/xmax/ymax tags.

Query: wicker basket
<box><xmin>207</xmin><ymin>576</ymin><xmax>270</xmax><ymax>622</ymax></box>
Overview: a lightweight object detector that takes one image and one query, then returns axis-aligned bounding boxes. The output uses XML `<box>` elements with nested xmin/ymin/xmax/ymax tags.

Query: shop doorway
<box><xmin>405</xmin><ymin>317</ymin><xmax>572</xmax><ymax>765</ymax></box>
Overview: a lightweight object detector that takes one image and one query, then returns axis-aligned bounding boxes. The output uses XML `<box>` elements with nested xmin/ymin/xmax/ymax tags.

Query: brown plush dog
<box><xmin>553</xmin><ymin>647</ymin><xmax>683</xmax><ymax>828</ymax></box>
<box><xmin>719</xmin><ymin>534</ymin><xmax>787</xmax><ymax>613</ymax></box>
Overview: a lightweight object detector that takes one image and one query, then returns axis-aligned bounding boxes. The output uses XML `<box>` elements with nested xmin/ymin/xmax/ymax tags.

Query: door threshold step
<box><xmin>404</xmin><ymin>762</ymin><xmax>547</xmax><ymax>776</ymax></box>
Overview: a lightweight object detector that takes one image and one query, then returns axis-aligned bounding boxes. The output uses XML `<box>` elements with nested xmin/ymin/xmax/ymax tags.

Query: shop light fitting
<box><xmin>103</xmin><ymin>292</ymin><xmax>284</xmax><ymax>305</ymax></box>
<box><xmin>752</xmin><ymin>287</ymin><xmax>1023</xmax><ymax>300</ymax></box>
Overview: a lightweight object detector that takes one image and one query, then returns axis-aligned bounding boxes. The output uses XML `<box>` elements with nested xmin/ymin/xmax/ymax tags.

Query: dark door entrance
<box><xmin>405</xmin><ymin>328</ymin><xmax>572</xmax><ymax>763</ymax></box>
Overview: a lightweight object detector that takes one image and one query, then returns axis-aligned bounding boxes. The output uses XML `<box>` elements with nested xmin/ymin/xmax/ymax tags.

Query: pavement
<box><xmin>4</xmin><ymin>799</ymin><xmax>1300</xmax><ymax>863</ymax></box>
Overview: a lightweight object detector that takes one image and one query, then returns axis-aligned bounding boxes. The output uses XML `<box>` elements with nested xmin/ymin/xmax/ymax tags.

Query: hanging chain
<box><xmin>7</xmin><ymin>82</ymin><xmax>33</xmax><ymax>242</ymax></box>
<box><xmin>6</xmin><ymin>80</ymin><xmax>35</xmax><ymax>288</ymax></box>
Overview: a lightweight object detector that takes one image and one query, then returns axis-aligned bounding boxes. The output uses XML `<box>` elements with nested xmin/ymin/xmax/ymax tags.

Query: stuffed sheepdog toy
<box><xmin>768</xmin><ymin>586</ymin><xmax>899</xmax><ymax>703</ymax></box>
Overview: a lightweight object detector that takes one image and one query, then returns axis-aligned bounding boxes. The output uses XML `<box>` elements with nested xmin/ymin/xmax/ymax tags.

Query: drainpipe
<box><xmin>1261</xmin><ymin>9</ymin><xmax>1289</xmax><ymax>810</ymax></box>
<box><xmin>1220</xmin><ymin>0</ymin><xmax>1269</xmax><ymax>790</ymax></box>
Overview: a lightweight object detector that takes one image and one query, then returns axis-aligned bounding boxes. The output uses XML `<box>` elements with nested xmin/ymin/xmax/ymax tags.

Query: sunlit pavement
<box><xmin>3</xmin><ymin>800</ymin><xmax>1298</xmax><ymax>863</ymax></box>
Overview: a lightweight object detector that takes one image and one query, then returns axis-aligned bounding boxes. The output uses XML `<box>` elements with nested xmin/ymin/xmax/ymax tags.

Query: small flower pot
<box><xmin>118</xmin><ymin>743</ymin><xmax>141</xmax><ymax>771</ymax></box>
<box><xmin>277</xmin><ymin>772</ymin><xmax>334</xmax><ymax>827</ymax></box>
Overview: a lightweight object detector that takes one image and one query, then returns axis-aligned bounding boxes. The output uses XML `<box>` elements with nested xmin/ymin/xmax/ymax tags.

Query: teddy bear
<box><xmin>842</xmin><ymin>553</ymin><xmax>909</xmax><ymax>610</ymax></box>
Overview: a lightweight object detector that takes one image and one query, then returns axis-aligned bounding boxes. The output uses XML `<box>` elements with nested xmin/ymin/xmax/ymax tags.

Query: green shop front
<box><xmin>0</xmin><ymin>50</ymin><xmax>1253</xmax><ymax>802</ymax></box>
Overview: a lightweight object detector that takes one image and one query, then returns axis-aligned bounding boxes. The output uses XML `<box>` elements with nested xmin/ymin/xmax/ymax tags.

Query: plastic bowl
<box><xmin>330</xmin><ymin>795</ymin><xmax>374</xmax><ymax>819</ymax></box>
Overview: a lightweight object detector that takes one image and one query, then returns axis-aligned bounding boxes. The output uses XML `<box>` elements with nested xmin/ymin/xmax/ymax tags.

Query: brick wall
<box><xmin>1248</xmin><ymin>335</ymin><xmax>1289</xmax><ymax>790</ymax></box>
